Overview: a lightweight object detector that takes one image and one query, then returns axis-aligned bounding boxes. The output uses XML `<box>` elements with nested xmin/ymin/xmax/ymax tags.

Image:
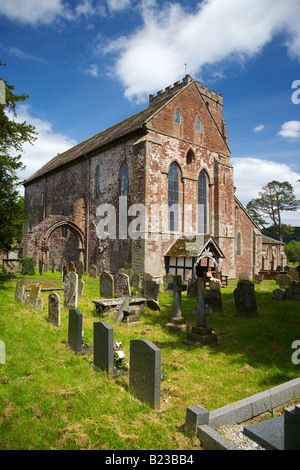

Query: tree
<box><xmin>246</xmin><ymin>181</ymin><xmax>300</xmax><ymax>241</ymax></box>
<box><xmin>284</xmin><ymin>240</ymin><xmax>300</xmax><ymax>264</ymax></box>
<box><xmin>0</xmin><ymin>61</ymin><xmax>37</xmax><ymax>254</ymax></box>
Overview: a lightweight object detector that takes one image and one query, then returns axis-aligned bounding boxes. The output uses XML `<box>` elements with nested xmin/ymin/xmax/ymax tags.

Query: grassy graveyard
<box><xmin>0</xmin><ymin>271</ymin><xmax>299</xmax><ymax>450</ymax></box>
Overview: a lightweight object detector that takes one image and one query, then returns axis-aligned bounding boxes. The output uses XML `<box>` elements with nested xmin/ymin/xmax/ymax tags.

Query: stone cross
<box><xmin>169</xmin><ymin>275</ymin><xmax>187</xmax><ymax>319</ymax></box>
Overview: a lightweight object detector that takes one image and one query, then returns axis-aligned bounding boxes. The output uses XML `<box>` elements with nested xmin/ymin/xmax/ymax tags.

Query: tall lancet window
<box><xmin>198</xmin><ymin>170</ymin><xmax>208</xmax><ymax>234</ymax></box>
<box><xmin>168</xmin><ymin>163</ymin><xmax>180</xmax><ymax>232</ymax></box>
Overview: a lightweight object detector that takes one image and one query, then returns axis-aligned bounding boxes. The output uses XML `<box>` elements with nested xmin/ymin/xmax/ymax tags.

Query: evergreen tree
<box><xmin>246</xmin><ymin>181</ymin><xmax>299</xmax><ymax>241</ymax></box>
<box><xmin>0</xmin><ymin>61</ymin><xmax>37</xmax><ymax>254</ymax></box>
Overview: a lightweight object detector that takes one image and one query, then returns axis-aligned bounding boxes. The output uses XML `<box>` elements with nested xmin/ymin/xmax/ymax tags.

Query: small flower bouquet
<box><xmin>113</xmin><ymin>341</ymin><xmax>129</xmax><ymax>370</ymax></box>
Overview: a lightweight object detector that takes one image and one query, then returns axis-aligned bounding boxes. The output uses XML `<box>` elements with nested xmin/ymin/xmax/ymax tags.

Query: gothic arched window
<box><xmin>168</xmin><ymin>163</ymin><xmax>180</xmax><ymax>231</ymax></box>
<box><xmin>198</xmin><ymin>170</ymin><xmax>208</xmax><ymax>234</ymax></box>
<box><xmin>174</xmin><ymin>108</ymin><xmax>181</xmax><ymax>124</ymax></box>
<box><xmin>195</xmin><ymin>116</ymin><xmax>201</xmax><ymax>133</ymax></box>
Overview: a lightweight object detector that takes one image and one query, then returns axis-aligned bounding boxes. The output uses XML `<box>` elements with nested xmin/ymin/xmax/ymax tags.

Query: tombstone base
<box><xmin>67</xmin><ymin>344</ymin><xmax>93</xmax><ymax>355</ymax></box>
<box><xmin>164</xmin><ymin>317</ymin><xmax>191</xmax><ymax>332</ymax></box>
<box><xmin>186</xmin><ymin>326</ymin><xmax>218</xmax><ymax>345</ymax></box>
<box><xmin>113</xmin><ymin>367</ymin><xmax>129</xmax><ymax>379</ymax></box>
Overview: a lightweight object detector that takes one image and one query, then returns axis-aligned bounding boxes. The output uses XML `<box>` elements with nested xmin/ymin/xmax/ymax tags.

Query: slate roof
<box><xmin>24</xmin><ymin>91</ymin><xmax>180</xmax><ymax>185</ymax></box>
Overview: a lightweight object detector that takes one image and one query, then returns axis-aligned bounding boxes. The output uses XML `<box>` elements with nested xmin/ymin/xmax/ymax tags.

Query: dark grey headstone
<box><xmin>284</xmin><ymin>404</ymin><xmax>300</xmax><ymax>450</ymax></box>
<box><xmin>129</xmin><ymin>339</ymin><xmax>161</xmax><ymax>409</ymax></box>
<box><xmin>68</xmin><ymin>309</ymin><xmax>82</xmax><ymax>353</ymax></box>
<box><xmin>93</xmin><ymin>321</ymin><xmax>114</xmax><ymax>377</ymax></box>
<box><xmin>234</xmin><ymin>280</ymin><xmax>258</xmax><ymax>317</ymax></box>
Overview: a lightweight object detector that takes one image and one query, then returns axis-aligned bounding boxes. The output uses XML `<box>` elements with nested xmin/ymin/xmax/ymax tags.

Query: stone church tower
<box><xmin>23</xmin><ymin>76</ymin><xmax>285</xmax><ymax>279</ymax></box>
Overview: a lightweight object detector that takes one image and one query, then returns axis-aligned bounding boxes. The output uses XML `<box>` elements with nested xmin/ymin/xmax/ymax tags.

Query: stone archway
<box><xmin>42</xmin><ymin>221</ymin><xmax>85</xmax><ymax>270</ymax></box>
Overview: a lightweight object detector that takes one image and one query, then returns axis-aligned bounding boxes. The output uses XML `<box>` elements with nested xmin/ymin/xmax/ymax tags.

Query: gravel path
<box><xmin>217</xmin><ymin>424</ymin><xmax>265</xmax><ymax>450</ymax></box>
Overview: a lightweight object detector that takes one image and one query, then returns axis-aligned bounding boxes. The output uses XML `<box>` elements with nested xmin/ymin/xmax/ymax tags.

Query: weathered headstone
<box><xmin>93</xmin><ymin>321</ymin><xmax>114</xmax><ymax>377</ymax></box>
<box><xmin>163</xmin><ymin>273</ymin><xmax>174</xmax><ymax>293</ymax></box>
<box><xmin>68</xmin><ymin>309</ymin><xmax>82</xmax><ymax>353</ymax></box>
<box><xmin>143</xmin><ymin>280</ymin><xmax>160</xmax><ymax>302</ymax></box>
<box><xmin>64</xmin><ymin>271</ymin><xmax>78</xmax><ymax>309</ymax></box>
<box><xmin>260</xmin><ymin>280</ymin><xmax>270</xmax><ymax>291</ymax></box>
<box><xmin>29</xmin><ymin>283</ymin><xmax>44</xmax><ymax>310</ymax></box>
<box><xmin>100</xmin><ymin>271</ymin><xmax>114</xmax><ymax>298</ymax></box>
<box><xmin>187</xmin><ymin>276</ymin><xmax>197</xmax><ymax>297</ymax></box>
<box><xmin>204</xmin><ymin>282</ymin><xmax>223</xmax><ymax>313</ymax></box>
<box><xmin>272</xmin><ymin>288</ymin><xmax>285</xmax><ymax>300</ymax></box>
<box><xmin>278</xmin><ymin>274</ymin><xmax>292</xmax><ymax>289</ymax></box>
<box><xmin>289</xmin><ymin>269</ymin><xmax>299</xmax><ymax>281</ymax></box>
<box><xmin>69</xmin><ymin>261</ymin><xmax>76</xmax><ymax>273</ymax></box>
<box><xmin>114</xmin><ymin>272</ymin><xmax>130</xmax><ymax>297</ymax></box>
<box><xmin>15</xmin><ymin>278</ymin><xmax>27</xmax><ymax>303</ymax></box>
<box><xmin>239</xmin><ymin>272</ymin><xmax>250</xmax><ymax>281</ymax></box>
<box><xmin>142</xmin><ymin>273</ymin><xmax>153</xmax><ymax>293</ymax></box>
<box><xmin>62</xmin><ymin>264</ymin><xmax>69</xmax><ymax>282</ymax></box>
<box><xmin>131</xmin><ymin>271</ymin><xmax>141</xmax><ymax>289</ymax></box>
<box><xmin>51</xmin><ymin>257</ymin><xmax>56</xmax><ymax>273</ymax></box>
<box><xmin>89</xmin><ymin>265</ymin><xmax>97</xmax><ymax>278</ymax></box>
<box><xmin>78</xmin><ymin>274</ymin><xmax>85</xmax><ymax>297</ymax></box>
<box><xmin>129</xmin><ymin>339</ymin><xmax>161</xmax><ymax>409</ymax></box>
<box><xmin>48</xmin><ymin>293</ymin><xmax>61</xmax><ymax>326</ymax></box>
<box><xmin>39</xmin><ymin>259</ymin><xmax>43</xmax><ymax>276</ymax></box>
<box><xmin>124</xmin><ymin>268</ymin><xmax>134</xmax><ymax>283</ymax></box>
<box><xmin>234</xmin><ymin>280</ymin><xmax>258</xmax><ymax>317</ymax></box>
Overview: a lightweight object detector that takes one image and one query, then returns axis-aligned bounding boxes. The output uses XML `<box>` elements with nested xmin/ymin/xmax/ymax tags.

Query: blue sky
<box><xmin>1</xmin><ymin>0</ymin><xmax>300</xmax><ymax>225</ymax></box>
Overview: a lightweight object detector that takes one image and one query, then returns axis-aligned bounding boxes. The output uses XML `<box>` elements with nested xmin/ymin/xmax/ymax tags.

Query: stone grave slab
<box><xmin>243</xmin><ymin>416</ymin><xmax>284</xmax><ymax>450</ymax></box>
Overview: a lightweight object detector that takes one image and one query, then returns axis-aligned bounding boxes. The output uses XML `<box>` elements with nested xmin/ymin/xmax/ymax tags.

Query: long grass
<box><xmin>0</xmin><ymin>271</ymin><xmax>299</xmax><ymax>450</ymax></box>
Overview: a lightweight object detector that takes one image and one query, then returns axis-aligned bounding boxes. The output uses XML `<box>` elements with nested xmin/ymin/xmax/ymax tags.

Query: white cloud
<box><xmin>12</xmin><ymin>105</ymin><xmax>77</xmax><ymax>193</ymax></box>
<box><xmin>103</xmin><ymin>0</ymin><xmax>300</xmax><ymax>102</ymax></box>
<box><xmin>278</xmin><ymin>121</ymin><xmax>300</xmax><ymax>139</ymax></box>
<box><xmin>254</xmin><ymin>124</ymin><xmax>265</xmax><ymax>132</ymax></box>
<box><xmin>82</xmin><ymin>64</ymin><xmax>99</xmax><ymax>77</ymax></box>
<box><xmin>0</xmin><ymin>0</ymin><xmax>65</xmax><ymax>24</ymax></box>
<box><xmin>107</xmin><ymin>0</ymin><xmax>131</xmax><ymax>12</ymax></box>
<box><xmin>232</xmin><ymin>157</ymin><xmax>300</xmax><ymax>225</ymax></box>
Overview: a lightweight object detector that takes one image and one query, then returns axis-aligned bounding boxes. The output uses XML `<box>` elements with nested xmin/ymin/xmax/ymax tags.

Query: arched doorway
<box><xmin>42</xmin><ymin>221</ymin><xmax>85</xmax><ymax>270</ymax></box>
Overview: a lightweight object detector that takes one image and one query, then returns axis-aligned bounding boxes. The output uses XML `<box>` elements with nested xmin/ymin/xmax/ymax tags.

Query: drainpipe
<box><xmin>85</xmin><ymin>155</ymin><xmax>90</xmax><ymax>272</ymax></box>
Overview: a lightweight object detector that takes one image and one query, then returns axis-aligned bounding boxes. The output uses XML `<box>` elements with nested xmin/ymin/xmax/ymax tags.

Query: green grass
<box><xmin>0</xmin><ymin>271</ymin><xmax>299</xmax><ymax>449</ymax></box>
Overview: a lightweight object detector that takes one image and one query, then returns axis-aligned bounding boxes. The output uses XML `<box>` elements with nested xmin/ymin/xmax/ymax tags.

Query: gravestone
<box><xmin>93</xmin><ymin>321</ymin><xmax>114</xmax><ymax>377</ymax></box>
<box><xmin>260</xmin><ymin>280</ymin><xmax>270</xmax><ymax>291</ymax></box>
<box><xmin>124</xmin><ymin>268</ymin><xmax>134</xmax><ymax>284</ymax></box>
<box><xmin>62</xmin><ymin>264</ymin><xmax>69</xmax><ymax>282</ymax></box>
<box><xmin>89</xmin><ymin>265</ymin><xmax>97</xmax><ymax>278</ymax></box>
<box><xmin>187</xmin><ymin>276</ymin><xmax>197</xmax><ymax>297</ymax></box>
<box><xmin>15</xmin><ymin>278</ymin><xmax>27</xmax><ymax>303</ymax></box>
<box><xmin>64</xmin><ymin>271</ymin><xmax>78</xmax><ymax>309</ymax></box>
<box><xmin>129</xmin><ymin>339</ymin><xmax>161</xmax><ymax>409</ymax></box>
<box><xmin>51</xmin><ymin>257</ymin><xmax>56</xmax><ymax>273</ymax></box>
<box><xmin>187</xmin><ymin>278</ymin><xmax>217</xmax><ymax>345</ymax></box>
<box><xmin>239</xmin><ymin>272</ymin><xmax>250</xmax><ymax>281</ymax></box>
<box><xmin>204</xmin><ymin>282</ymin><xmax>223</xmax><ymax>313</ymax></box>
<box><xmin>142</xmin><ymin>273</ymin><xmax>153</xmax><ymax>293</ymax></box>
<box><xmin>69</xmin><ymin>261</ymin><xmax>76</xmax><ymax>273</ymax></box>
<box><xmin>39</xmin><ymin>259</ymin><xmax>43</xmax><ymax>276</ymax></box>
<box><xmin>100</xmin><ymin>271</ymin><xmax>114</xmax><ymax>298</ymax></box>
<box><xmin>28</xmin><ymin>283</ymin><xmax>44</xmax><ymax>310</ymax></box>
<box><xmin>164</xmin><ymin>275</ymin><xmax>188</xmax><ymax>330</ymax></box>
<box><xmin>68</xmin><ymin>309</ymin><xmax>82</xmax><ymax>353</ymax></box>
<box><xmin>284</xmin><ymin>286</ymin><xmax>299</xmax><ymax>301</ymax></box>
<box><xmin>48</xmin><ymin>293</ymin><xmax>61</xmax><ymax>326</ymax></box>
<box><xmin>143</xmin><ymin>280</ymin><xmax>160</xmax><ymax>302</ymax></box>
<box><xmin>289</xmin><ymin>269</ymin><xmax>299</xmax><ymax>281</ymax></box>
<box><xmin>234</xmin><ymin>280</ymin><xmax>258</xmax><ymax>317</ymax></box>
<box><xmin>78</xmin><ymin>274</ymin><xmax>85</xmax><ymax>297</ymax></box>
<box><xmin>131</xmin><ymin>271</ymin><xmax>141</xmax><ymax>289</ymax></box>
<box><xmin>272</xmin><ymin>288</ymin><xmax>285</xmax><ymax>300</ymax></box>
<box><xmin>163</xmin><ymin>273</ymin><xmax>174</xmax><ymax>293</ymax></box>
<box><xmin>278</xmin><ymin>274</ymin><xmax>292</xmax><ymax>289</ymax></box>
<box><xmin>114</xmin><ymin>272</ymin><xmax>130</xmax><ymax>297</ymax></box>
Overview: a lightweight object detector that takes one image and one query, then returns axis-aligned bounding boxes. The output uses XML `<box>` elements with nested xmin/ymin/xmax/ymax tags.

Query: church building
<box><xmin>22</xmin><ymin>75</ymin><xmax>286</xmax><ymax>279</ymax></box>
